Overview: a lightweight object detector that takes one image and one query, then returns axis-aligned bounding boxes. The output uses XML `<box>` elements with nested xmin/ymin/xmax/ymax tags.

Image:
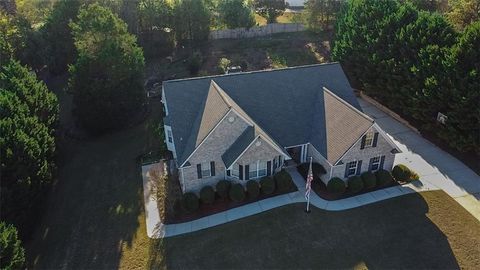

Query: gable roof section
<box><xmin>163</xmin><ymin>62</ymin><xmax>363</xmax><ymax>166</ymax></box>
<box><xmin>322</xmin><ymin>87</ymin><xmax>374</xmax><ymax>163</ymax></box>
<box><xmin>221</xmin><ymin>126</ymin><xmax>255</xmax><ymax>168</ymax></box>
<box><xmin>195</xmin><ymin>82</ymin><xmax>230</xmax><ymax>146</ymax></box>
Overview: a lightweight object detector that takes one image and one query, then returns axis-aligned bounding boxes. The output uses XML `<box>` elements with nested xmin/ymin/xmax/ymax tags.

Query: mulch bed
<box><xmin>163</xmin><ymin>185</ymin><xmax>298</xmax><ymax>224</ymax></box>
<box><xmin>302</xmin><ymin>173</ymin><xmax>399</xmax><ymax>201</ymax></box>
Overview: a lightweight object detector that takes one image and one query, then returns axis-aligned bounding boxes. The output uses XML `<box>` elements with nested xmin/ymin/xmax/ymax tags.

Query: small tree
<box><xmin>447</xmin><ymin>0</ymin><xmax>480</xmax><ymax>30</ymax></box>
<box><xmin>253</xmin><ymin>0</ymin><xmax>286</xmax><ymax>24</ymax></box>
<box><xmin>69</xmin><ymin>4</ymin><xmax>145</xmax><ymax>134</ymax></box>
<box><xmin>0</xmin><ymin>222</ymin><xmax>25</xmax><ymax>270</ymax></box>
<box><xmin>218</xmin><ymin>0</ymin><xmax>255</xmax><ymax>29</ymax></box>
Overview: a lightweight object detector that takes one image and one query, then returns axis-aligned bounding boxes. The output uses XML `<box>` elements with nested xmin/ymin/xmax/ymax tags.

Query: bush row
<box><xmin>327</xmin><ymin>169</ymin><xmax>396</xmax><ymax>194</ymax></box>
<box><xmin>182</xmin><ymin>170</ymin><xmax>294</xmax><ymax>213</ymax></box>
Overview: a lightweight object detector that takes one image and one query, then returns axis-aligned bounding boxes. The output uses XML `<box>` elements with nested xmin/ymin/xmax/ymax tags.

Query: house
<box><xmin>162</xmin><ymin>63</ymin><xmax>400</xmax><ymax>193</ymax></box>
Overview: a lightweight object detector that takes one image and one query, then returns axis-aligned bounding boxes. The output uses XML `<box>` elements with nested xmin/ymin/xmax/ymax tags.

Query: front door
<box><xmin>286</xmin><ymin>146</ymin><xmax>302</xmax><ymax>164</ymax></box>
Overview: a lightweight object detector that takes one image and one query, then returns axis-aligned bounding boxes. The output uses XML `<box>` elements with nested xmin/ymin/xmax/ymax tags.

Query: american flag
<box><xmin>305</xmin><ymin>158</ymin><xmax>313</xmax><ymax>201</ymax></box>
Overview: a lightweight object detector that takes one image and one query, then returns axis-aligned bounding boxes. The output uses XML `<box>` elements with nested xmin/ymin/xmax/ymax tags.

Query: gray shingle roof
<box><xmin>163</xmin><ymin>62</ymin><xmax>363</xmax><ymax>165</ymax></box>
<box><xmin>221</xmin><ymin>126</ymin><xmax>255</xmax><ymax>168</ymax></box>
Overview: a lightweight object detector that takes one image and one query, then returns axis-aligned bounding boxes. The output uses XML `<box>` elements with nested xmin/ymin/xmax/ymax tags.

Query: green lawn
<box><xmin>26</xmin><ymin>94</ymin><xmax>480</xmax><ymax>269</ymax></box>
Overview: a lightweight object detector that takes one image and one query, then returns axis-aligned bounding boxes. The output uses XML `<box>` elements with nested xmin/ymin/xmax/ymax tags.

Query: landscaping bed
<box><xmin>297</xmin><ymin>162</ymin><xmax>418</xmax><ymax>201</ymax></box>
<box><xmin>160</xmin><ymin>170</ymin><xmax>297</xmax><ymax>224</ymax></box>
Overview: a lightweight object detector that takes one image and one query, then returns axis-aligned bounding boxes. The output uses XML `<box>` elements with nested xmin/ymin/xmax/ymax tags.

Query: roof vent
<box><xmin>228</xmin><ymin>116</ymin><xmax>235</xmax><ymax>123</ymax></box>
<box><xmin>255</xmin><ymin>140</ymin><xmax>262</xmax><ymax>147</ymax></box>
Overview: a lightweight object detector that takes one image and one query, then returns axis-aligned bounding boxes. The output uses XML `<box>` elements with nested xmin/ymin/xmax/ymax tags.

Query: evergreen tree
<box><xmin>218</xmin><ymin>0</ymin><xmax>255</xmax><ymax>29</ymax></box>
<box><xmin>41</xmin><ymin>0</ymin><xmax>81</xmax><ymax>75</ymax></box>
<box><xmin>0</xmin><ymin>222</ymin><xmax>25</xmax><ymax>270</ymax></box>
<box><xmin>0</xmin><ymin>60</ymin><xmax>58</xmax><ymax>233</ymax></box>
<box><xmin>69</xmin><ymin>3</ymin><xmax>145</xmax><ymax>134</ymax></box>
<box><xmin>172</xmin><ymin>0</ymin><xmax>211</xmax><ymax>46</ymax></box>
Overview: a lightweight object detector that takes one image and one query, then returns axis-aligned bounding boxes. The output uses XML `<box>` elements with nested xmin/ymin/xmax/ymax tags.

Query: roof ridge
<box><xmin>163</xmin><ymin>62</ymin><xmax>342</xmax><ymax>84</ymax></box>
<box><xmin>322</xmin><ymin>86</ymin><xmax>374</xmax><ymax>123</ymax></box>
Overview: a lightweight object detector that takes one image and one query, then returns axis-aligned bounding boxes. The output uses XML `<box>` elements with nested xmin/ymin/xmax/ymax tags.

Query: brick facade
<box><xmin>180</xmin><ymin>110</ymin><xmax>249</xmax><ymax>192</ymax></box>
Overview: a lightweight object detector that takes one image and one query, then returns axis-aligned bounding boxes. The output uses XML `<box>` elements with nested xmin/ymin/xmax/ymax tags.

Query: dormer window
<box><xmin>364</xmin><ymin>131</ymin><xmax>374</xmax><ymax>147</ymax></box>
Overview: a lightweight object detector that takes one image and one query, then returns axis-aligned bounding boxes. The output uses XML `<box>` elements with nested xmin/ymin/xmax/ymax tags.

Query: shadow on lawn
<box><xmin>151</xmin><ymin>192</ymin><xmax>463</xmax><ymax>269</ymax></box>
<box><xmin>27</xmin><ymin>101</ymin><xmax>164</xmax><ymax>269</ymax></box>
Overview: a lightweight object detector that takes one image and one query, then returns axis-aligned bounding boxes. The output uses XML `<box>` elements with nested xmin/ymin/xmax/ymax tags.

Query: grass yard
<box><xmin>254</xmin><ymin>12</ymin><xmax>302</xmax><ymax>26</ymax></box>
<box><xmin>27</xmin><ymin>100</ymin><xmax>480</xmax><ymax>270</ymax></box>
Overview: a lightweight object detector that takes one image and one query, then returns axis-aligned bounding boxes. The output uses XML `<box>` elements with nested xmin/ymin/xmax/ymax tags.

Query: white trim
<box><xmin>285</xmin><ymin>143</ymin><xmax>308</xmax><ymax>149</ymax></box>
<box><xmin>307</xmin><ymin>143</ymin><xmax>334</xmax><ymax>167</ymax></box>
<box><xmin>179</xmin><ymin>108</ymin><xmax>233</xmax><ymax>167</ymax></box>
<box><xmin>180</xmin><ymin>167</ymin><xmax>185</xmax><ymax>193</ymax></box>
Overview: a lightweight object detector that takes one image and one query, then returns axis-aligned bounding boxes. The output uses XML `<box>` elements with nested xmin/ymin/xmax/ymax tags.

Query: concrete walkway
<box><xmin>358</xmin><ymin>98</ymin><xmax>480</xmax><ymax>219</ymax></box>
<box><xmin>141</xmin><ymin>97</ymin><xmax>480</xmax><ymax>239</ymax></box>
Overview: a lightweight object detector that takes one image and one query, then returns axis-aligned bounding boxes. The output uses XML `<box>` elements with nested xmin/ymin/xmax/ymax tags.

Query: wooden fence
<box><xmin>210</xmin><ymin>23</ymin><xmax>305</xmax><ymax>40</ymax></box>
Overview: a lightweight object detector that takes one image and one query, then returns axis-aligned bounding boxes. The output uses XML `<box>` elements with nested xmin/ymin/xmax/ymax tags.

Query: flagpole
<box><xmin>305</xmin><ymin>156</ymin><xmax>312</xmax><ymax>213</ymax></box>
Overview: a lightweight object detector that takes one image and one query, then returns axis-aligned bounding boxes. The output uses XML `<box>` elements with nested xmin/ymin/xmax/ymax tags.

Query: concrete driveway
<box><xmin>358</xmin><ymin>98</ymin><xmax>480</xmax><ymax>218</ymax></box>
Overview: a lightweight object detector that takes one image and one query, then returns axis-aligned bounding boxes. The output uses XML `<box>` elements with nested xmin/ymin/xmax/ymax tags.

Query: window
<box><xmin>258</xmin><ymin>161</ymin><xmax>267</xmax><ymax>177</ymax></box>
<box><xmin>232</xmin><ymin>163</ymin><xmax>239</xmax><ymax>178</ymax></box>
<box><xmin>201</xmin><ymin>162</ymin><xmax>211</xmax><ymax>177</ymax></box>
<box><xmin>167</xmin><ymin>129</ymin><xmax>173</xmax><ymax>143</ymax></box>
<box><xmin>249</xmin><ymin>162</ymin><xmax>257</xmax><ymax>179</ymax></box>
<box><xmin>347</xmin><ymin>161</ymin><xmax>358</xmax><ymax>176</ymax></box>
<box><xmin>370</xmin><ymin>156</ymin><xmax>381</xmax><ymax>171</ymax></box>
<box><xmin>364</xmin><ymin>132</ymin><xmax>374</xmax><ymax>147</ymax></box>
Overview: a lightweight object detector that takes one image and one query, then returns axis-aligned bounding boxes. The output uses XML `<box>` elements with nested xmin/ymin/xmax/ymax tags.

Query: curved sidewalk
<box><xmin>142</xmin><ymin>166</ymin><xmax>428</xmax><ymax>239</ymax></box>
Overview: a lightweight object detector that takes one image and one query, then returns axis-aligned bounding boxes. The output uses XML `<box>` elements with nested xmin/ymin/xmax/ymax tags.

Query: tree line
<box><xmin>332</xmin><ymin>0</ymin><xmax>479</xmax><ymax>154</ymax></box>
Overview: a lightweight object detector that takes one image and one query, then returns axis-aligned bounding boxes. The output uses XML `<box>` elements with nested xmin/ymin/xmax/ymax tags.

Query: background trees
<box><xmin>41</xmin><ymin>0</ymin><xmax>81</xmax><ymax>75</ymax></box>
<box><xmin>218</xmin><ymin>0</ymin><xmax>255</xmax><ymax>29</ymax></box>
<box><xmin>333</xmin><ymin>0</ymin><xmax>480</xmax><ymax>154</ymax></box>
<box><xmin>0</xmin><ymin>60</ymin><xmax>59</xmax><ymax>236</ymax></box>
<box><xmin>304</xmin><ymin>0</ymin><xmax>343</xmax><ymax>32</ymax></box>
<box><xmin>0</xmin><ymin>222</ymin><xmax>25</xmax><ymax>270</ymax></box>
<box><xmin>172</xmin><ymin>0</ymin><xmax>211</xmax><ymax>46</ymax></box>
<box><xmin>69</xmin><ymin>4</ymin><xmax>145</xmax><ymax>134</ymax></box>
<box><xmin>253</xmin><ymin>0</ymin><xmax>286</xmax><ymax>23</ymax></box>
<box><xmin>447</xmin><ymin>0</ymin><xmax>480</xmax><ymax>30</ymax></box>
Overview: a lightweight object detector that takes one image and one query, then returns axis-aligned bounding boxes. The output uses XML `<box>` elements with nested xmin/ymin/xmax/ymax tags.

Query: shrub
<box><xmin>274</xmin><ymin>170</ymin><xmax>293</xmax><ymax>192</ymax></box>
<box><xmin>0</xmin><ymin>222</ymin><xmax>25</xmax><ymax>270</ymax></box>
<box><xmin>375</xmin><ymin>169</ymin><xmax>394</xmax><ymax>186</ymax></box>
<box><xmin>348</xmin><ymin>176</ymin><xmax>364</xmax><ymax>193</ymax></box>
<box><xmin>392</xmin><ymin>164</ymin><xmax>419</xmax><ymax>182</ymax></box>
<box><xmin>199</xmin><ymin>186</ymin><xmax>215</xmax><ymax>204</ymax></box>
<box><xmin>246</xmin><ymin>180</ymin><xmax>260</xmax><ymax>199</ymax></box>
<box><xmin>188</xmin><ymin>51</ymin><xmax>203</xmax><ymax>75</ymax></box>
<box><xmin>260</xmin><ymin>176</ymin><xmax>276</xmax><ymax>195</ymax></box>
<box><xmin>183</xmin><ymin>192</ymin><xmax>199</xmax><ymax>213</ymax></box>
<box><xmin>297</xmin><ymin>162</ymin><xmax>327</xmax><ymax>182</ymax></box>
<box><xmin>229</xmin><ymin>183</ymin><xmax>245</xmax><ymax>202</ymax></box>
<box><xmin>217</xmin><ymin>57</ymin><xmax>231</xmax><ymax>74</ymax></box>
<box><xmin>361</xmin><ymin>172</ymin><xmax>377</xmax><ymax>189</ymax></box>
<box><xmin>216</xmin><ymin>180</ymin><xmax>231</xmax><ymax>199</ymax></box>
<box><xmin>327</xmin><ymin>177</ymin><xmax>346</xmax><ymax>193</ymax></box>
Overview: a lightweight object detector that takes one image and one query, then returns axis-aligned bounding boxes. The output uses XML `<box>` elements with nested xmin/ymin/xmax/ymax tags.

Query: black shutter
<box><xmin>372</xmin><ymin>132</ymin><xmax>379</xmax><ymax>147</ymax></box>
<box><xmin>273</xmin><ymin>159</ymin><xmax>277</xmax><ymax>170</ymax></box>
<box><xmin>226</xmin><ymin>170</ymin><xmax>231</xmax><ymax>176</ymax></box>
<box><xmin>344</xmin><ymin>163</ymin><xmax>349</xmax><ymax>178</ymax></box>
<box><xmin>197</xmin><ymin>164</ymin><xmax>202</xmax><ymax>179</ymax></box>
<box><xmin>379</xmin><ymin>155</ymin><xmax>385</xmax><ymax>170</ymax></box>
<box><xmin>278</xmin><ymin>155</ymin><xmax>282</xmax><ymax>167</ymax></box>
<box><xmin>356</xmin><ymin>160</ymin><xmax>362</xmax><ymax>175</ymax></box>
<box><xmin>245</xmin><ymin>165</ymin><xmax>250</xmax><ymax>180</ymax></box>
<box><xmin>360</xmin><ymin>135</ymin><xmax>366</xmax><ymax>149</ymax></box>
<box><xmin>368</xmin><ymin>158</ymin><xmax>374</xmax><ymax>171</ymax></box>
<box><xmin>267</xmin><ymin>161</ymin><xmax>272</xmax><ymax>176</ymax></box>
<box><xmin>210</xmin><ymin>161</ymin><xmax>215</xmax><ymax>176</ymax></box>
<box><xmin>239</xmin><ymin>165</ymin><xmax>243</xmax><ymax>180</ymax></box>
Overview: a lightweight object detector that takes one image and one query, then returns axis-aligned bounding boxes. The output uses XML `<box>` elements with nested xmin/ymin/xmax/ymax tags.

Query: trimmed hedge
<box><xmin>216</xmin><ymin>180</ymin><xmax>231</xmax><ymax>199</ymax></box>
<box><xmin>260</xmin><ymin>176</ymin><xmax>275</xmax><ymax>195</ymax></box>
<box><xmin>274</xmin><ymin>170</ymin><xmax>293</xmax><ymax>192</ymax></box>
<box><xmin>297</xmin><ymin>162</ymin><xmax>327</xmax><ymax>182</ymax></box>
<box><xmin>348</xmin><ymin>176</ymin><xmax>364</xmax><ymax>193</ymax></box>
<box><xmin>183</xmin><ymin>192</ymin><xmax>199</xmax><ymax>213</ymax></box>
<box><xmin>200</xmin><ymin>186</ymin><xmax>215</xmax><ymax>204</ymax></box>
<box><xmin>375</xmin><ymin>169</ymin><xmax>394</xmax><ymax>186</ymax></box>
<box><xmin>246</xmin><ymin>180</ymin><xmax>260</xmax><ymax>199</ymax></box>
<box><xmin>361</xmin><ymin>172</ymin><xmax>377</xmax><ymax>189</ymax></box>
<box><xmin>392</xmin><ymin>164</ymin><xmax>419</xmax><ymax>182</ymax></box>
<box><xmin>229</xmin><ymin>183</ymin><xmax>245</xmax><ymax>202</ymax></box>
<box><xmin>327</xmin><ymin>177</ymin><xmax>346</xmax><ymax>193</ymax></box>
